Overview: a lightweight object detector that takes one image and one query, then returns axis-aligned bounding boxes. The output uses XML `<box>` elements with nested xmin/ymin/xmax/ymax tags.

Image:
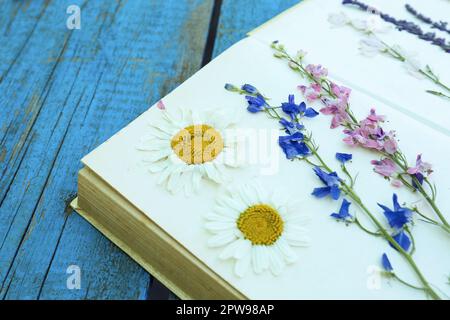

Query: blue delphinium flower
<box><xmin>245</xmin><ymin>94</ymin><xmax>266</xmax><ymax>113</ymax></box>
<box><xmin>279</xmin><ymin>118</ymin><xmax>304</xmax><ymax>135</ymax></box>
<box><xmin>390</xmin><ymin>230</ymin><xmax>411</xmax><ymax>252</ymax></box>
<box><xmin>224</xmin><ymin>83</ymin><xmax>238</xmax><ymax>92</ymax></box>
<box><xmin>331</xmin><ymin>198</ymin><xmax>353</xmax><ymax>221</ymax></box>
<box><xmin>312</xmin><ymin>167</ymin><xmax>341</xmax><ymax>200</ymax></box>
<box><xmin>281</xmin><ymin>95</ymin><xmax>319</xmax><ymax>119</ymax></box>
<box><xmin>336</xmin><ymin>152</ymin><xmax>353</xmax><ymax>163</ymax></box>
<box><xmin>241</xmin><ymin>84</ymin><xmax>258</xmax><ymax>94</ymax></box>
<box><xmin>378</xmin><ymin>194</ymin><xmax>413</xmax><ymax>230</ymax></box>
<box><xmin>381</xmin><ymin>253</ymin><xmax>393</xmax><ymax>272</ymax></box>
<box><xmin>279</xmin><ymin>132</ymin><xmax>310</xmax><ymax>159</ymax></box>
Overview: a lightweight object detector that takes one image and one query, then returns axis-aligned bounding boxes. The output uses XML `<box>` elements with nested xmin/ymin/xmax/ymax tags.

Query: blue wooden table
<box><xmin>0</xmin><ymin>0</ymin><xmax>298</xmax><ymax>300</ymax></box>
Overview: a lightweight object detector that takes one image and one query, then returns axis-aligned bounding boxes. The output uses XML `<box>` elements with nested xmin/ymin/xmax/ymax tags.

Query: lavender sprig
<box><xmin>342</xmin><ymin>0</ymin><xmax>450</xmax><ymax>53</ymax></box>
<box><xmin>405</xmin><ymin>4</ymin><xmax>450</xmax><ymax>35</ymax></box>
<box><xmin>328</xmin><ymin>13</ymin><xmax>450</xmax><ymax>99</ymax></box>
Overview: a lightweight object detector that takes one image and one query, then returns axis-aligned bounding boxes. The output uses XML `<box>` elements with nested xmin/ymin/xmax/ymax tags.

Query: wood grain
<box><xmin>212</xmin><ymin>0</ymin><xmax>300</xmax><ymax>57</ymax></box>
<box><xmin>0</xmin><ymin>0</ymin><xmax>301</xmax><ymax>300</ymax></box>
<box><xmin>0</xmin><ymin>0</ymin><xmax>213</xmax><ymax>300</ymax></box>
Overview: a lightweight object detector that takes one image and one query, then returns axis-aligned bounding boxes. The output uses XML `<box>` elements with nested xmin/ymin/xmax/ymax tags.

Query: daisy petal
<box><xmin>207</xmin><ymin>231</ymin><xmax>236</xmax><ymax>248</ymax></box>
<box><xmin>205</xmin><ymin>221</ymin><xmax>236</xmax><ymax>232</ymax></box>
<box><xmin>276</xmin><ymin>237</ymin><xmax>298</xmax><ymax>264</ymax></box>
<box><xmin>233</xmin><ymin>239</ymin><xmax>252</xmax><ymax>260</ymax></box>
<box><xmin>218</xmin><ymin>240</ymin><xmax>241</xmax><ymax>260</ymax></box>
<box><xmin>234</xmin><ymin>254</ymin><xmax>251</xmax><ymax>278</ymax></box>
<box><xmin>268</xmin><ymin>246</ymin><xmax>285</xmax><ymax>276</ymax></box>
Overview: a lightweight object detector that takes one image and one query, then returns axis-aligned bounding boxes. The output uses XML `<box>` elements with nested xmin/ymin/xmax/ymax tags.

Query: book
<box><xmin>72</xmin><ymin>0</ymin><xmax>450</xmax><ymax>299</ymax></box>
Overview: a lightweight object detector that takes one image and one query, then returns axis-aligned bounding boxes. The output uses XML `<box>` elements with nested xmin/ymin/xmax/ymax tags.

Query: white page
<box><xmin>250</xmin><ymin>0</ymin><xmax>450</xmax><ymax>136</ymax></box>
<box><xmin>82</xmin><ymin>35</ymin><xmax>450</xmax><ymax>299</ymax></box>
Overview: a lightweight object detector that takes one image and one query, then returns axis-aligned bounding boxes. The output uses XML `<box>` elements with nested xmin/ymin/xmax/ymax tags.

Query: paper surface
<box><xmin>82</xmin><ymin>0</ymin><xmax>450</xmax><ymax>299</ymax></box>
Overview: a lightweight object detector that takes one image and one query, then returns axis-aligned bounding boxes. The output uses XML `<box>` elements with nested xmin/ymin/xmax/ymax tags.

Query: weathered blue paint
<box><xmin>0</xmin><ymin>0</ymin><xmax>300</xmax><ymax>299</ymax></box>
<box><xmin>0</xmin><ymin>0</ymin><xmax>213</xmax><ymax>300</ymax></box>
<box><xmin>213</xmin><ymin>0</ymin><xmax>300</xmax><ymax>57</ymax></box>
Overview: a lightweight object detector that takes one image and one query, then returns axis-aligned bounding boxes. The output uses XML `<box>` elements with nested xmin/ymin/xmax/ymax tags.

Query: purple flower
<box><xmin>331</xmin><ymin>199</ymin><xmax>353</xmax><ymax>221</ymax></box>
<box><xmin>279</xmin><ymin>118</ymin><xmax>304</xmax><ymax>135</ymax></box>
<box><xmin>371</xmin><ymin>158</ymin><xmax>397</xmax><ymax>177</ymax></box>
<box><xmin>279</xmin><ymin>132</ymin><xmax>310</xmax><ymax>159</ymax></box>
<box><xmin>312</xmin><ymin>167</ymin><xmax>341</xmax><ymax>200</ymax></box>
<box><xmin>281</xmin><ymin>95</ymin><xmax>318</xmax><ymax>119</ymax></box>
<box><xmin>381</xmin><ymin>253</ymin><xmax>393</xmax><ymax>272</ymax></box>
<box><xmin>298</xmin><ymin>83</ymin><xmax>322</xmax><ymax>102</ymax></box>
<box><xmin>245</xmin><ymin>94</ymin><xmax>266</xmax><ymax>113</ymax></box>
<box><xmin>390</xmin><ymin>230</ymin><xmax>412</xmax><ymax>252</ymax></box>
<box><xmin>305</xmin><ymin>64</ymin><xmax>328</xmax><ymax>79</ymax></box>
<box><xmin>378</xmin><ymin>194</ymin><xmax>413</xmax><ymax>230</ymax></box>
<box><xmin>343</xmin><ymin>109</ymin><xmax>398</xmax><ymax>154</ymax></box>
<box><xmin>407</xmin><ymin>154</ymin><xmax>433</xmax><ymax>176</ymax></box>
<box><xmin>241</xmin><ymin>84</ymin><xmax>258</xmax><ymax>94</ymax></box>
<box><xmin>320</xmin><ymin>98</ymin><xmax>350</xmax><ymax>129</ymax></box>
<box><xmin>336</xmin><ymin>152</ymin><xmax>352</xmax><ymax>163</ymax></box>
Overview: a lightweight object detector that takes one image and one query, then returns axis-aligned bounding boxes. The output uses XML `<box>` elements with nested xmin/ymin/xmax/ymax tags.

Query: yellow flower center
<box><xmin>170</xmin><ymin>124</ymin><xmax>224</xmax><ymax>165</ymax></box>
<box><xmin>237</xmin><ymin>204</ymin><xmax>284</xmax><ymax>245</ymax></box>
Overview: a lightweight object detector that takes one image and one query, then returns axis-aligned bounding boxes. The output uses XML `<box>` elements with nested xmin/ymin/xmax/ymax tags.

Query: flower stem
<box><xmin>273</xmin><ymin>44</ymin><xmax>450</xmax><ymax>236</ymax></box>
<box><xmin>302</xmin><ymin>139</ymin><xmax>440</xmax><ymax>299</ymax></box>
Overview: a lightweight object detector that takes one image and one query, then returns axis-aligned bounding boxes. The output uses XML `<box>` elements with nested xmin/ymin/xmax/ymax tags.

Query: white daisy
<box><xmin>205</xmin><ymin>183</ymin><xmax>310</xmax><ymax>277</ymax></box>
<box><xmin>138</xmin><ymin>105</ymin><xmax>241</xmax><ymax>195</ymax></box>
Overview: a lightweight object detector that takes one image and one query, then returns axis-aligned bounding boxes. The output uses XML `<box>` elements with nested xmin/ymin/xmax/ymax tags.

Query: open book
<box><xmin>73</xmin><ymin>0</ymin><xmax>450</xmax><ymax>299</ymax></box>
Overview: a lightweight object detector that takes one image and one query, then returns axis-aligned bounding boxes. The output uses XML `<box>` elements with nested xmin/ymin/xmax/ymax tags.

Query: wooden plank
<box><xmin>212</xmin><ymin>0</ymin><xmax>300</xmax><ymax>57</ymax></box>
<box><xmin>0</xmin><ymin>0</ymin><xmax>214</xmax><ymax>299</ymax></box>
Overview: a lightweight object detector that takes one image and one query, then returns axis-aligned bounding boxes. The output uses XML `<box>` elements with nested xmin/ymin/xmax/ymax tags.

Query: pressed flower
<box><xmin>224</xmin><ymin>83</ymin><xmax>239</xmax><ymax>92</ymax></box>
<box><xmin>342</xmin><ymin>0</ymin><xmax>450</xmax><ymax>53</ymax></box>
<box><xmin>378</xmin><ymin>194</ymin><xmax>413</xmax><ymax>230</ymax></box>
<box><xmin>156</xmin><ymin>100</ymin><xmax>166</xmax><ymax>110</ymax></box>
<box><xmin>331</xmin><ymin>199</ymin><xmax>353</xmax><ymax>221</ymax></box>
<box><xmin>390</xmin><ymin>230</ymin><xmax>412</xmax><ymax>252</ymax></box>
<box><xmin>407</xmin><ymin>154</ymin><xmax>433</xmax><ymax>176</ymax></box>
<box><xmin>241</xmin><ymin>84</ymin><xmax>258</xmax><ymax>94</ymax></box>
<box><xmin>312</xmin><ymin>167</ymin><xmax>341</xmax><ymax>200</ymax></box>
<box><xmin>328</xmin><ymin>12</ymin><xmax>350</xmax><ymax>27</ymax></box>
<box><xmin>371</xmin><ymin>158</ymin><xmax>397</xmax><ymax>177</ymax></box>
<box><xmin>137</xmin><ymin>106</ymin><xmax>241</xmax><ymax>195</ymax></box>
<box><xmin>298</xmin><ymin>83</ymin><xmax>322</xmax><ymax>102</ymax></box>
<box><xmin>381</xmin><ymin>253</ymin><xmax>393</xmax><ymax>272</ymax></box>
<box><xmin>279</xmin><ymin>132</ymin><xmax>310</xmax><ymax>159</ymax></box>
<box><xmin>359</xmin><ymin>36</ymin><xmax>387</xmax><ymax>56</ymax></box>
<box><xmin>281</xmin><ymin>95</ymin><xmax>318</xmax><ymax>119</ymax></box>
<box><xmin>246</xmin><ymin>94</ymin><xmax>267</xmax><ymax>113</ymax></box>
<box><xmin>336</xmin><ymin>152</ymin><xmax>352</xmax><ymax>163</ymax></box>
<box><xmin>205</xmin><ymin>183</ymin><xmax>310</xmax><ymax>277</ymax></box>
<box><xmin>305</xmin><ymin>64</ymin><xmax>328</xmax><ymax>79</ymax></box>
<box><xmin>279</xmin><ymin>118</ymin><xmax>304</xmax><ymax>135</ymax></box>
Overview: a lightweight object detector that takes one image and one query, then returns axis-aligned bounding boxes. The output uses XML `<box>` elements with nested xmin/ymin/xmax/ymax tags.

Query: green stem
<box><xmin>301</xmin><ymin>140</ymin><xmax>440</xmax><ymax>299</ymax></box>
<box><xmin>393</xmin><ymin>274</ymin><xmax>426</xmax><ymax>291</ymax></box>
<box><xmin>354</xmin><ymin>217</ymin><xmax>381</xmax><ymax>236</ymax></box>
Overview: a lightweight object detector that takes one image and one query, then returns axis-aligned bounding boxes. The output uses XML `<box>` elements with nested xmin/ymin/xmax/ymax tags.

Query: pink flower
<box><xmin>407</xmin><ymin>154</ymin><xmax>433</xmax><ymax>176</ymax></box>
<box><xmin>320</xmin><ymin>98</ymin><xmax>350</xmax><ymax>129</ymax></box>
<box><xmin>298</xmin><ymin>83</ymin><xmax>322</xmax><ymax>102</ymax></box>
<box><xmin>343</xmin><ymin>109</ymin><xmax>398</xmax><ymax>154</ymax></box>
<box><xmin>370</xmin><ymin>158</ymin><xmax>397</xmax><ymax>177</ymax></box>
<box><xmin>366</xmin><ymin>108</ymin><xmax>385</xmax><ymax>123</ymax></box>
<box><xmin>330</xmin><ymin>83</ymin><xmax>351</xmax><ymax>104</ymax></box>
<box><xmin>383</xmin><ymin>136</ymin><xmax>398</xmax><ymax>154</ymax></box>
<box><xmin>305</xmin><ymin>64</ymin><xmax>328</xmax><ymax>79</ymax></box>
<box><xmin>157</xmin><ymin>100</ymin><xmax>166</xmax><ymax>110</ymax></box>
<box><xmin>391</xmin><ymin>179</ymin><xmax>404</xmax><ymax>188</ymax></box>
